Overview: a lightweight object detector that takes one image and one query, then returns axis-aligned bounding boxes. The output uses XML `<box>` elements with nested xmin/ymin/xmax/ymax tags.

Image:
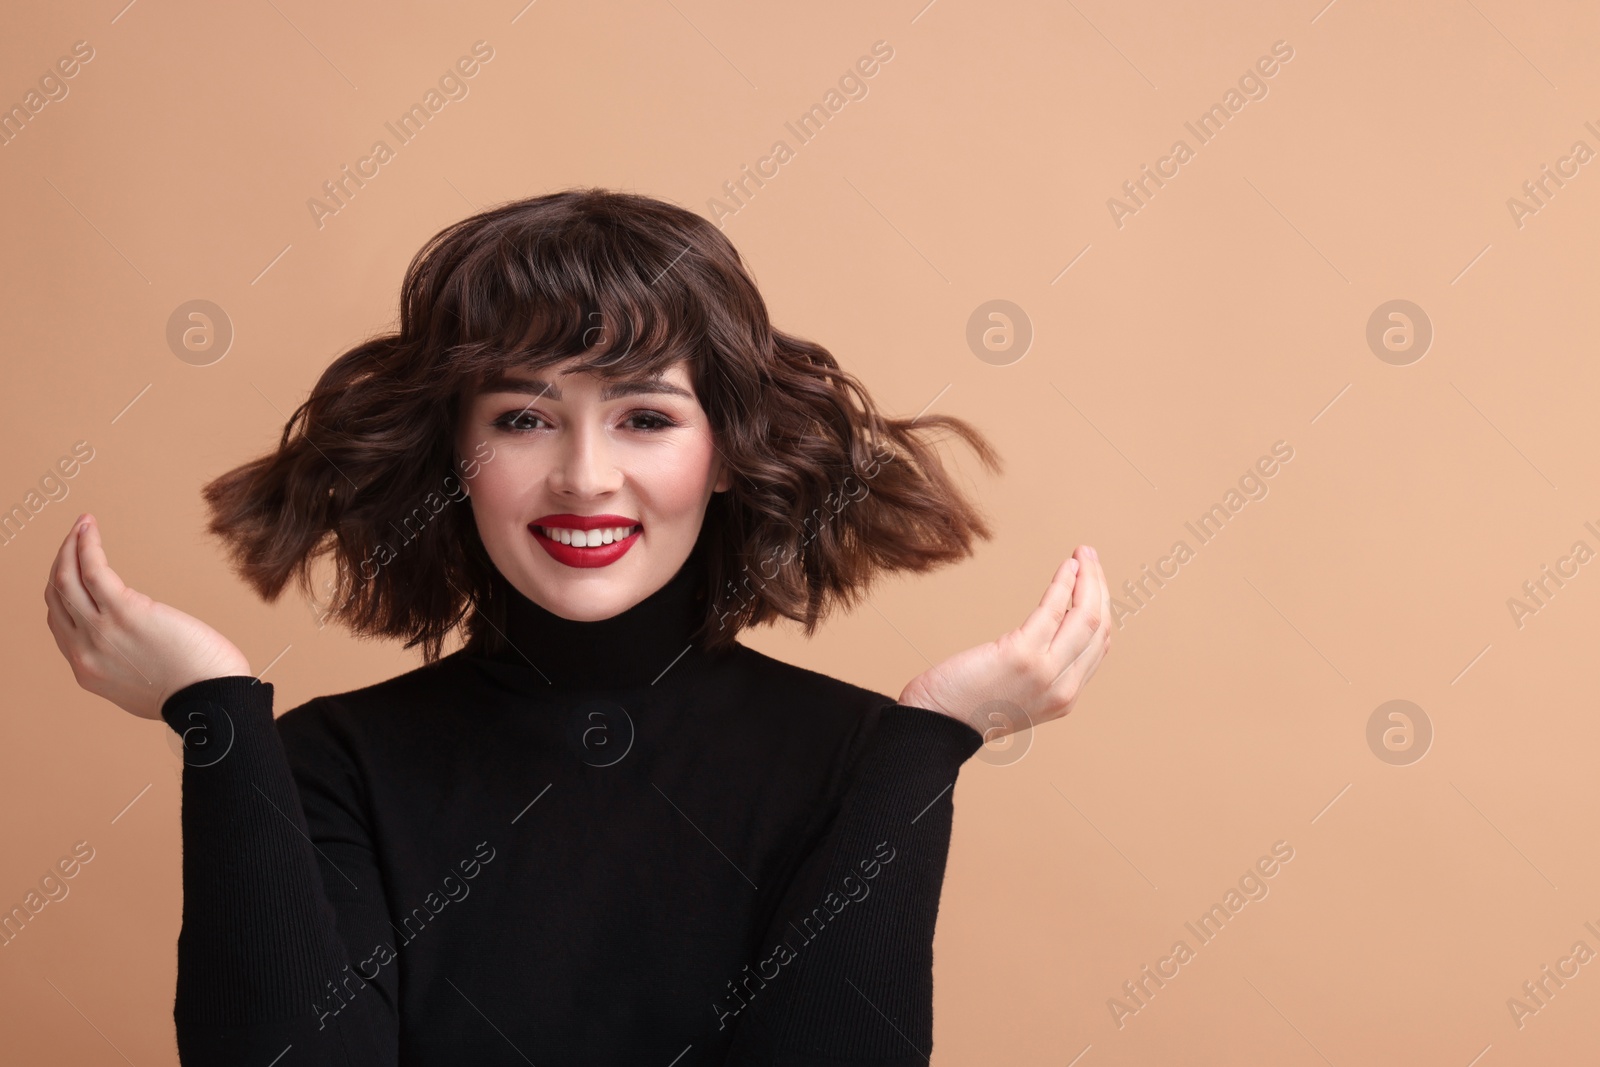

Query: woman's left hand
<box><xmin>896</xmin><ymin>544</ymin><xmax>1111</xmax><ymax>742</ymax></box>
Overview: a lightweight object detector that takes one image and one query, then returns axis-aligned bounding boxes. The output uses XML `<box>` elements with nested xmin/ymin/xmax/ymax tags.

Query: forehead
<box><xmin>467</xmin><ymin>359</ymin><xmax>697</xmax><ymax>402</ymax></box>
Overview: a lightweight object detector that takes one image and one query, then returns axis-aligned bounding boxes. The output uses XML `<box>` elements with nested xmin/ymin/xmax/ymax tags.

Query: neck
<box><xmin>469</xmin><ymin>551</ymin><xmax>713</xmax><ymax>690</ymax></box>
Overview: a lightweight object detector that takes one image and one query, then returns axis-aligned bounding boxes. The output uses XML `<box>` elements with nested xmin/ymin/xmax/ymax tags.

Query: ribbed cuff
<box><xmin>161</xmin><ymin>674</ymin><xmax>273</xmax><ymax>755</ymax></box>
<box><xmin>877</xmin><ymin>703</ymin><xmax>986</xmax><ymax>765</ymax></box>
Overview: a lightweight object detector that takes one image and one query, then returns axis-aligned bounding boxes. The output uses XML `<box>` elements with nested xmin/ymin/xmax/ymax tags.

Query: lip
<box><xmin>529</xmin><ymin>514</ymin><xmax>642</xmax><ymax>569</ymax></box>
<box><xmin>532</xmin><ymin>513</ymin><xmax>640</xmax><ymax>530</ymax></box>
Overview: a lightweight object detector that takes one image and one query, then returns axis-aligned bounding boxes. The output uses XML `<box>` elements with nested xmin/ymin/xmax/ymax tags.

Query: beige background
<box><xmin>4</xmin><ymin>0</ymin><xmax>1598</xmax><ymax>1062</ymax></box>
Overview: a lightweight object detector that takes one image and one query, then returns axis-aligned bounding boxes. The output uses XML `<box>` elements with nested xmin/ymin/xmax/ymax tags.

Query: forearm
<box><xmin>724</xmin><ymin>704</ymin><xmax>983</xmax><ymax>1065</ymax></box>
<box><xmin>163</xmin><ymin>676</ymin><xmax>394</xmax><ymax>1064</ymax></box>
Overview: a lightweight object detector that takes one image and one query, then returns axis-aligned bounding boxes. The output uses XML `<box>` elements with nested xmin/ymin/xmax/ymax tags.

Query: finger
<box><xmin>1082</xmin><ymin>547</ymin><xmax>1111</xmax><ymax>655</ymax></box>
<box><xmin>50</xmin><ymin>515</ymin><xmax>99</xmax><ymax>624</ymax></box>
<box><xmin>1018</xmin><ymin>553</ymin><xmax>1081</xmax><ymax>645</ymax></box>
<box><xmin>76</xmin><ymin>514</ymin><xmax>125</xmax><ymax>615</ymax></box>
<box><xmin>1041</xmin><ymin>551</ymin><xmax>1116</xmax><ymax>702</ymax></box>
<box><xmin>45</xmin><ymin>525</ymin><xmax>81</xmax><ymax>632</ymax></box>
<box><xmin>1046</xmin><ymin>545</ymin><xmax>1106</xmax><ymax>673</ymax></box>
<box><xmin>47</xmin><ymin>513</ymin><xmax>85</xmax><ymax>590</ymax></box>
<box><xmin>1083</xmin><ymin>548</ymin><xmax>1113</xmax><ymax>674</ymax></box>
<box><xmin>1096</xmin><ymin>548</ymin><xmax>1111</xmax><ymax>645</ymax></box>
<box><xmin>44</xmin><ymin>580</ymin><xmax>77</xmax><ymax>635</ymax></box>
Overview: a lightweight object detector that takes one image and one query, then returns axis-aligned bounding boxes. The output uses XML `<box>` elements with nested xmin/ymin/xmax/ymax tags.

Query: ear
<box><xmin>713</xmin><ymin>459</ymin><xmax>734</xmax><ymax>494</ymax></box>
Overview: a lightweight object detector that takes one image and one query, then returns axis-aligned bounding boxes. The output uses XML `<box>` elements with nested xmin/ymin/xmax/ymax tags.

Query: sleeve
<box><xmin>160</xmin><ymin>675</ymin><xmax>399</xmax><ymax>1066</ymax></box>
<box><xmin>720</xmin><ymin>701</ymin><xmax>985</xmax><ymax>1067</ymax></box>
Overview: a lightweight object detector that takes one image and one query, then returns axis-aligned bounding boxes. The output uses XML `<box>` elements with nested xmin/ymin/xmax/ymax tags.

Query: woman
<box><xmin>44</xmin><ymin>188</ymin><xmax>1110</xmax><ymax>1065</ymax></box>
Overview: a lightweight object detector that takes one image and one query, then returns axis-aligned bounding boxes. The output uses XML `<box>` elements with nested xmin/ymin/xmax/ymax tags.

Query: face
<box><xmin>454</xmin><ymin>353</ymin><xmax>732</xmax><ymax>622</ymax></box>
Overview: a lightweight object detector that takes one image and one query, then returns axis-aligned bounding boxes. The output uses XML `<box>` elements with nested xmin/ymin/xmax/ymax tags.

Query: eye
<box><xmin>625</xmin><ymin>410</ymin><xmax>680</xmax><ymax>432</ymax></box>
<box><xmin>492</xmin><ymin>409</ymin><xmax>547</xmax><ymax>434</ymax></box>
<box><xmin>490</xmin><ymin>409</ymin><xmax>681</xmax><ymax>434</ymax></box>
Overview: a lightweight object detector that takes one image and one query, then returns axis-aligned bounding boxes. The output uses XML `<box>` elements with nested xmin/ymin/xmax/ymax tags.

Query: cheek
<box><xmin>637</xmin><ymin>440</ymin><xmax>718</xmax><ymax>515</ymax></box>
<box><xmin>469</xmin><ymin>452</ymin><xmax>543</xmax><ymax>521</ymax></box>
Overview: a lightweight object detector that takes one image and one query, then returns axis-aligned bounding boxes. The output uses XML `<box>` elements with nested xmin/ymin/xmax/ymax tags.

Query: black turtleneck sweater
<box><xmin>159</xmin><ymin>552</ymin><xmax>984</xmax><ymax>1066</ymax></box>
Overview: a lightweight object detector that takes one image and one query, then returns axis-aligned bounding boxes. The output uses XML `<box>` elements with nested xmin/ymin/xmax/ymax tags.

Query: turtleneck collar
<box><xmin>466</xmin><ymin>550</ymin><xmax>715</xmax><ymax>692</ymax></box>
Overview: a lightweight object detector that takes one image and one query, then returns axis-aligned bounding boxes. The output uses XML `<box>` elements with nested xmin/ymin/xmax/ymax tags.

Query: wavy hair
<box><xmin>201</xmin><ymin>187</ymin><xmax>1002</xmax><ymax>662</ymax></box>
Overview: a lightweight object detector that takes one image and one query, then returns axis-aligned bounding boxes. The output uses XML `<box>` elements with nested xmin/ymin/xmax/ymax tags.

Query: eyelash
<box><xmin>491</xmin><ymin>409</ymin><xmax>681</xmax><ymax>435</ymax></box>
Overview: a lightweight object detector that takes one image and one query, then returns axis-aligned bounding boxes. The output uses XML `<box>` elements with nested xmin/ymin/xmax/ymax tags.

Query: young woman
<box><xmin>45</xmin><ymin>188</ymin><xmax>1110</xmax><ymax>1065</ymax></box>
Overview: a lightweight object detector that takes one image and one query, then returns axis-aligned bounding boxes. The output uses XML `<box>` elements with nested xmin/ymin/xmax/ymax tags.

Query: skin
<box><xmin>453</xmin><ymin>353</ymin><xmax>733</xmax><ymax>624</ymax></box>
<box><xmin>45</xmin><ymin>514</ymin><xmax>252</xmax><ymax>721</ymax></box>
<box><xmin>46</xmin><ymin>357</ymin><xmax>1112</xmax><ymax>738</ymax></box>
<box><xmin>897</xmin><ymin>546</ymin><xmax>1112</xmax><ymax>740</ymax></box>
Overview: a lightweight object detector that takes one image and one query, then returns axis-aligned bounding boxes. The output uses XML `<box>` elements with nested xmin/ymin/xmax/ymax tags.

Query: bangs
<box><xmin>435</xmin><ymin>206</ymin><xmax>711</xmax><ymax>395</ymax></box>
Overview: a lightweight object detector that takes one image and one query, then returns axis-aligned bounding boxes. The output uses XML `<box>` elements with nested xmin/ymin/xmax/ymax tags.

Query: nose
<box><xmin>549</xmin><ymin>419</ymin><xmax>623</xmax><ymax>498</ymax></box>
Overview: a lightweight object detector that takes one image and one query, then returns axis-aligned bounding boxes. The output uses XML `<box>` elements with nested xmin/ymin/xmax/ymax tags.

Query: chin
<box><xmin>528</xmin><ymin>569</ymin><xmax>635</xmax><ymax>616</ymax></box>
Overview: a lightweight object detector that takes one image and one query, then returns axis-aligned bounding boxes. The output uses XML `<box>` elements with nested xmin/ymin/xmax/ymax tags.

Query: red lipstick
<box><xmin>529</xmin><ymin>513</ymin><xmax>642</xmax><ymax>569</ymax></box>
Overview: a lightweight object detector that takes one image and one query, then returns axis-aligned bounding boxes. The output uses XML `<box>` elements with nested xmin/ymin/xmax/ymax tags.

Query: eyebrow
<box><xmin>474</xmin><ymin>371</ymin><xmax>694</xmax><ymax>402</ymax></box>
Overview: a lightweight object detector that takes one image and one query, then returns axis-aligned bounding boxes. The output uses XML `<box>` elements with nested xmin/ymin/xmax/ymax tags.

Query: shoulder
<box><xmin>722</xmin><ymin>644</ymin><xmax>985</xmax><ymax>759</ymax></box>
<box><xmin>711</xmin><ymin>642</ymin><xmax>901</xmax><ymax>762</ymax></box>
<box><xmin>722</xmin><ymin>641</ymin><xmax>897</xmax><ymax>713</ymax></box>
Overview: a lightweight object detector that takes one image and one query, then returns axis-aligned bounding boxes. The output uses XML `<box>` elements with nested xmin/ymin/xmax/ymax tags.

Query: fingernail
<box><xmin>1068</xmin><ymin>559</ymin><xmax>1079</xmax><ymax>574</ymax></box>
<box><xmin>1088</xmin><ymin>546</ymin><xmax>1098</xmax><ymax>562</ymax></box>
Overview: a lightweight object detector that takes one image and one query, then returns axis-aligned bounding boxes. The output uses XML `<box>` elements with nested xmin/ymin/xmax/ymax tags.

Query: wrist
<box><xmin>158</xmin><ymin>664</ymin><xmax>254</xmax><ymax>715</ymax></box>
<box><xmin>897</xmin><ymin>684</ymin><xmax>971</xmax><ymax>732</ymax></box>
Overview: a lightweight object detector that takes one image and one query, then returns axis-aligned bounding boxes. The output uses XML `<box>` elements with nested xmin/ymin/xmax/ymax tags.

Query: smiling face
<box><xmin>454</xmin><ymin>352</ymin><xmax>732</xmax><ymax>622</ymax></box>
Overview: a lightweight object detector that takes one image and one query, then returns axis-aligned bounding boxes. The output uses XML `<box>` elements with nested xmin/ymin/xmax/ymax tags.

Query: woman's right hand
<box><xmin>45</xmin><ymin>513</ymin><xmax>253</xmax><ymax>722</ymax></box>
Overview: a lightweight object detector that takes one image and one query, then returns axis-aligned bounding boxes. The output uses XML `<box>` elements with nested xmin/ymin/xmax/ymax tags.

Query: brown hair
<box><xmin>201</xmin><ymin>187</ymin><xmax>1002</xmax><ymax>663</ymax></box>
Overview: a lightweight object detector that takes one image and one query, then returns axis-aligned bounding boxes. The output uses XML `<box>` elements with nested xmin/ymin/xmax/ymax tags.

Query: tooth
<box><xmin>537</xmin><ymin>525</ymin><xmax>638</xmax><ymax>546</ymax></box>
